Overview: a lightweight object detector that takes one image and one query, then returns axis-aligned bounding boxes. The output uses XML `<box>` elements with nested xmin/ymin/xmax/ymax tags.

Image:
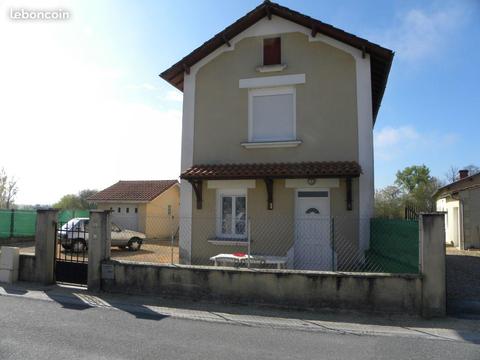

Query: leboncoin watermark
<box><xmin>9</xmin><ymin>8</ymin><xmax>70</xmax><ymax>21</ymax></box>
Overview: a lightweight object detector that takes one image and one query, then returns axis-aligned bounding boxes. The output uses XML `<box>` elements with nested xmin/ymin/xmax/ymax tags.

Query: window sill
<box><xmin>208</xmin><ymin>238</ymin><xmax>248</xmax><ymax>246</ymax></box>
<box><xmin>256</xmin><ymin>64</ymin><xmax>287</xmax><ymax>73</ymax></box>
<box><xmin>241</xmin><ymin>140</ymin><xmax>302</xmax><ymax>149</ymax></box>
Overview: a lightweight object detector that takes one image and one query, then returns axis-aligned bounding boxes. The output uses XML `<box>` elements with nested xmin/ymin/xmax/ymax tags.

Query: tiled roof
<box><xmin>88</xmin><ymin>180</ymin><xmax>178</xmax><ymax>202</ymax></box>
<box><xmin>181</xmin><ymin>161</ymin><xmax>361</xmax><ymax>180</ymax></box>
<box><xmin>434</xmin><ymin>172</ymin><xmax>480</xmax><ymax>198</ymax></box>
<box><xmin>159</xmin><ymin>1</ymin><xmax>394</xmax><ymax>122</ymax></box>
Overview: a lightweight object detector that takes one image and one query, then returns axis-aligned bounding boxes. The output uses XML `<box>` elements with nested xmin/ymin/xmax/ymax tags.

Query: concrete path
<box><xmin>1</xmin><ymin>282</ymin><xmax>480</xmax><ymax>345</ymax></box>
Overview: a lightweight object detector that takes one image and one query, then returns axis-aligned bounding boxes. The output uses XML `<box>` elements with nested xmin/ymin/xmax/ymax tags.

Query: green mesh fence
<box><xmin>0</xmin><ymin>210</ymin><xmax>37</xmax><ymax>238</ymax></box>
<box><xmin>366</xmin><ymin>219</ymin><xmax>419</xmax><ymax>274</ymax></box>
<box><xmin>0</xmin><ymin>211</ymin><xmax>12</xmax><ymax>238</ymax></box>
<box><xmin>0</xmin><ymin>209</ymin><xmax>90</xmax><ymax>238</ymax></box>
<box><xmin>57</xmin><ymin>209</ymin><xmax>90</xmax><ymax>223</ymax></box>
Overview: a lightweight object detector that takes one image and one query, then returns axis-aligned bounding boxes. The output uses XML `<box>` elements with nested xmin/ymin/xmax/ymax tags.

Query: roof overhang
<box><xmin>434</xmin><ymin>173</ymin><xmax>480</xmax><ymax>199</ymax></box>
<box><xmin>180</xmin><ymin>161</ymin><xmax>362</xmax><ymax>181</ymax></box>
<box><xmin>88</xmin><ymin>200</ymin><xmax>149</xmax><ymax>204</ymax></box>
<box><xmin>159</xmin><ymin>1</ymin><xmax>394</xmax><ymax>122</ymax></box>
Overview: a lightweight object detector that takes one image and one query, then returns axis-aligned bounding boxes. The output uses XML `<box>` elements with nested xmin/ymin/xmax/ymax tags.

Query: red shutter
<box><xmin>263</xmin><ymin>37</ymin><xmax>281</xmax><ymax>65</ymax></box>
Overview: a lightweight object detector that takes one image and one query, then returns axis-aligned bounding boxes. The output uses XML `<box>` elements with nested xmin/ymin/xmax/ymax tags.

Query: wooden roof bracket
<box><xmin>265</xmin><ymin>5</ymin><xmax>272</xmax><ymax>20</ymax></box>
<box><xmin>361</xmin><ymin>46</ymin><xmax>366</xmax><ymax>59</ymax></box>
<box><xmin>311</xmin><ymin>25</ymin><xmax>318</xmax><ymax>38</ymax></box>
<box><xmin>346</xmin><ymin>177</ymin><xmax>353</xmax><ymax>211</ymax></box>
<box><xmin>188</xmin><ymin>179</ymin><xmax>203</xmax><ymax>209</ymax></box>
<box><xmin>221</xmin><ymin>34</ymin><xmax>231</xmax><ymax>47</ymax></box>
<box><xmin>264</xmin><ymin>178</ymin><xmax>274</xmax><ymax>210</ymax></box>
<box><xmin>183</xmin><ymin>63</ymin><xmax>190</xmax><ymax>75</ymax></box>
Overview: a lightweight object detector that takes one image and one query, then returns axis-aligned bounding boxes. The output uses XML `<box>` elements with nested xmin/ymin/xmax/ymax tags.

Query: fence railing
<box><xmin>107</xmin><ymin>215</ymin><xmax>419</xmax><ymax>274</ymax></box>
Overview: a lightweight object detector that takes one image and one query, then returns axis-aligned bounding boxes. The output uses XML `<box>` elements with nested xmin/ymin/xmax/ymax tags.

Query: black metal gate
<box><xmin>55</xmin><ymin>218</ymin><xmax>88</xmax><ymax>285</ymax></box>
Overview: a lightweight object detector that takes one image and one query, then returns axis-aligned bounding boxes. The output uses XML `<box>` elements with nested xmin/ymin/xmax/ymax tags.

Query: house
<box><xmin>160</xmin><ymin>1</ymin><xmax>393</xmax><ymax>268</ymax></box>
<box><xmin>435</xmin><ymin>170</ymin><xmax>480</xmax><ymax>249</ymax></box>
<box><xmin>88</xmin><ymin>180</ymin><xmax>179</xmax><ymax>239</ymax></box>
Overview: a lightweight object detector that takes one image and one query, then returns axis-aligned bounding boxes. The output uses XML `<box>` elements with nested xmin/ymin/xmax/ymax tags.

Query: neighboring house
<box><xmin>435</xmin><ymin>170</ymin><xmax>480</xmax><ymax>250</ymax></box>
<box><xmin>88</xmin><ymin>180</ymin><xmax>179</xmax><ymax>239</ymax></box>
<box><xmin>160</xmin><ymin>1</ymin><xmax>393</xmax><ymax>268</ymax></box>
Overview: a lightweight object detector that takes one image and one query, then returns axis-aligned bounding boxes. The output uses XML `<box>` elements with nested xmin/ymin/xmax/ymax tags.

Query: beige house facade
<box><xmin>88</xmin><ymin>180</ymin><xmax>179</xmax><ymax>239</ymax></box>
<box><xmin>436</xmin><ymin>171</ymin><xmax>480</xmax><ymax>249</ymax></box>
<box><xmin>161</xmin><ymin>2</ymin><xmax>393</xmax><ymax>269</ymax></box>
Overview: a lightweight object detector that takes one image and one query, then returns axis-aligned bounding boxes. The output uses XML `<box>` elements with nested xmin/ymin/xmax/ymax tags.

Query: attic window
<box><xmin>263</xmin><ymin>37</ymin><xmax>281</xmax><ymax>65</ymax></box>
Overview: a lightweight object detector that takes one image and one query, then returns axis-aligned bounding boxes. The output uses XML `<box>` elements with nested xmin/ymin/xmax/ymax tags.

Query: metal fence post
<box><xmin>9</xmin><ymin>209</ymin><xmax>15</xmax><ymax>238</ymax></box>
<box><xmin>247</xmin><ymin>218</ymin><xmax>251</xmax><ymax>268</ymax></box>
<box><xmin>331</xmin><ymin>217</ymin><xmax>335</xmax><ymax>271</ymax></box>
<box><xmin>170</xmin><ymin>215</ymin><xmax>175</xmax><ymax>264</ymax></box>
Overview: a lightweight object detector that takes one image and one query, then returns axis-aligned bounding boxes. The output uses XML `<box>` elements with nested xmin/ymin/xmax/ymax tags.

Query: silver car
<box><xmin>58</xmin><ymin>217</ymin><xmax>146</xmax><ymax>252</ymax></box>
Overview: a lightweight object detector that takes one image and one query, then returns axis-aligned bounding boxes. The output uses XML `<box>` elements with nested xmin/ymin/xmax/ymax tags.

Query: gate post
<box><xmin>419</xmin><ymin>213</ymin><xmax>446</xmax><ymax>318</ymax></box>
<box><xmin>35</xmin><ymin>208</ymin><xmax>58</xmax><ymax>284</ymax></box>
<box><xmin>88</xmin><ymin>210</ymin><xmax>111</xmax><ymax>291</ymax></box>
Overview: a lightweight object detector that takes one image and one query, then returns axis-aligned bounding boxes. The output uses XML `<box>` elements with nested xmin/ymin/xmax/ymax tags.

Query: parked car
<box><xmin>58</xmin><ymin>217</ymin><xmax>145</xmax><ymax>252</ymax></box>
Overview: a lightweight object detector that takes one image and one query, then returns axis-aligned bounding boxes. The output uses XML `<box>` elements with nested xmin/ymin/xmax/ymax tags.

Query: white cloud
<box><xmin>374</xmin><ymin>125</ymin><xmax>458</xmax><ymax>161</ymax></box>
<box><xmin>374</xmin><ymin>126</ymin><xmax>419</xmax><ymax>149</ymax></box>
<box><xmin>0</xmin><ymin>1</ymin><xmax>182</xmax><ymax>204</ymax></box>
<box><xmin>164</xmin><ymin>89</ymin><xmax>183</xmax><ymax>102</ymax></box>
<box><xmin>127</xmin><ymin>86</ymin><xmax>183</xmax><ymax>103</ymax></box>
<box><xmin>379</xmin><ymin>3</ymin><xmax>470</xmax><ymax>62</ymax></box>
<box><xmin>126</xmin><ymin>83</ymin><xmax>158</xmax><ymax>91</ymax></box>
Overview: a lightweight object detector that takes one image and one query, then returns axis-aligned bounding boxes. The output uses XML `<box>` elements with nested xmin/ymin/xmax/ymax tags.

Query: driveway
<box><xmin>4</xmin><ymin>240</ymin><xmax>179</xmax><ymax>264</ymax></box>
<box><xmin>446</xmin><ymin>247</ymin><xmax>480</xmax><ymax>314</ymax></box>
<box><xmin>111</xmin><ymin>239</ymin><xmax>179</xmax><ymax>263</ymax></box>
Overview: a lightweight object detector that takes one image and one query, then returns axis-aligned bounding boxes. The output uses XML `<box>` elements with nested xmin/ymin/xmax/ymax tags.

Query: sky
<box><xmin>1</xmin><ymin>0</ymin><xmax>479</xmax><ymax>205</ymax></box>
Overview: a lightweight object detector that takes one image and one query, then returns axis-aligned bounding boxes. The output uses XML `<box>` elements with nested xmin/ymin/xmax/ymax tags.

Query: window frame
<box><xmin>216</xmin><ymin>189</ymin><xmax>247</xmax><ymax>239</ymax></box>
<box><xmin>248</xmin><ymin>86</ymin><xmax>296</xmax><ymax>142</ymax></box>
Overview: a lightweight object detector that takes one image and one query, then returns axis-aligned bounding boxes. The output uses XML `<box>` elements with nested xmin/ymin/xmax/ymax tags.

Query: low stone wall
<box><xmin>18</xmin><ymin>254</ymin><xmax>36</xmax><ymax>282</ymax></box>
<box><xmin>0</xmin><ymin>237</ymin><xmax>35</xmax><ymax>246</ymax></box>
<box><xmin>102</xmin><ymin>260</ymin><xmax>423</xmax><ymax>314</ymax></box>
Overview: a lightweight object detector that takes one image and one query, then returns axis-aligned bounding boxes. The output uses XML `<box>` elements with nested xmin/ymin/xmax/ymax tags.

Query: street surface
<box><xmin>0</xmin><ymin>286</ymin><xmax>479</xmax><ymax>360</ymax></box>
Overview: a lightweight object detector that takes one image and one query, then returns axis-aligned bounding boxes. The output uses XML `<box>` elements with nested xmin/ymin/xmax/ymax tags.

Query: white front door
<box><xmin>294</xmin><ymin>190</ymin><xmax>332</xmax><ymax>270</ymax></box>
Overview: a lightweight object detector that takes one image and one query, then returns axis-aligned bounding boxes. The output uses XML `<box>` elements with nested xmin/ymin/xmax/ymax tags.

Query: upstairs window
<box><xmin>263</xmin><ymin>37</ymin><xmax>281</xmax><ymax>65</ymax></box>
<box><xmin>249</xmin><ymin>86</ymin><xmax>296</xmax><ymax>142</ymax></box>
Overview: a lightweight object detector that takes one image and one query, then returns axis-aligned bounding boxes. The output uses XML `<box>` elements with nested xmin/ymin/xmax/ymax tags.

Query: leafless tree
<box><xmin>0</xmin><ymin>168</ymin><xmax>18</xmax><ymax>209</ymax></box>
<box><xmin>463</xmin><ymin>164</ymin><xmax>480</xmax><ymax>176</ymax></box>
<box><xmin>444</xmin><ymin>165</ymin><xmax>459</xmax><ymax>183</ymax></box>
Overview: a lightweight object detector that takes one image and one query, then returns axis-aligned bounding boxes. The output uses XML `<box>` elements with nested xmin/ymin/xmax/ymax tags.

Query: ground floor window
<box><xmin>216</xmin><ymin>189</ymin><xmax>247</xmax><ymax>239</ymax></box>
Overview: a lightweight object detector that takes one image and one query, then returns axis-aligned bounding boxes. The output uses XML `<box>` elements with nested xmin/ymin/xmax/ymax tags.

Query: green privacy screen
<box><xmin>0</xmin><ymin>209</ymin><xmax>90</xmax><ymax>238</ymax></box>
<box><xmin>57</xmin><ymin>210</ymin><xmax>90</xmax><ymax>223</ymax></box>
<box><xmin>366</xmin><ymin>219</ymin><xmax>419</xmax><ymax>274</ymax></box>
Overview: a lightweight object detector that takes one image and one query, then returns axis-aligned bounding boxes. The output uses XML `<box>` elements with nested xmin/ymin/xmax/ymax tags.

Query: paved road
<box><xmin>0</xmin><ymin>296</ymin><xmax>479</xmax><ymax>360</ymax></box>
